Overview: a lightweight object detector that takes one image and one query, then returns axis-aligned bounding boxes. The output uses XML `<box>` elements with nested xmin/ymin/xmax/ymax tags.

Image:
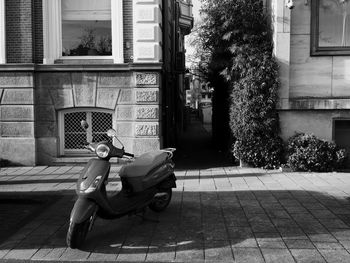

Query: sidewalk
<box><xmin>1</xmin><ymin>119</ymin><xmax>350</xmax><ymax>262</ymax></box>
<box><xmin>1</xmin><ymin>165</ymin><xmax>350</xmax><ymax>262</ymax></box>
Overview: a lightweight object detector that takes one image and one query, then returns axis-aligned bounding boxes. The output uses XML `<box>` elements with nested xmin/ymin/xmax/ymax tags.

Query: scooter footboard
<box><xmin>70</xmin><ymin>198</ymin><xmax>97</xmax><ymax>224</ymax></box>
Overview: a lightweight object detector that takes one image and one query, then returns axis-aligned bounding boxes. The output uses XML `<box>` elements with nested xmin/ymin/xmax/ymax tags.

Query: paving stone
<box><xmin>284</xmin><ymin>239</ymin><xmax>315</xmax><ymax>249</ymax></box>
<box><xmin>260</xmin><ymin>248</ymin><xmax>295</xmax><ymax>263</ymax></box>
<box><xmin>230</xmin><ymin>238</ymin><xmax>259</xmax><ymax>248</ymax></box>
<box><xmin>313</xmin><ymin>241</ymin><xmax>345</xmax><ymax>250</ymax></box>
<box><xmin>204</xmin><ymin>240</ymin><xmax>234</xmax><ymax>262</ymax></box>
<box><xmin>232</xmin><ymin>248</ymin><xmax>264</xmax><ymax>263</ymax></box>
<box><xmin>290</xmin><ymin>249</ymin><xmax>326</xmax><ymax>263</ymax></box>
<box><xmin>2</xmin><ymin>248</ymin><xmax>39</xmax><ymax>260</ymax></box>
<box><xmin>308</xmin><ymin>233</ymin><xmax>338</xmax><ymax>243</ymax></box>
<box><xmin>318</xmin><ymin>249</ymin><xmax>350</xmax><ymax>263</ymax></box>
<box><xmin>174</xmin><ymin>241</ymin><xmax>204</xmax><ymax>262</ymax></box>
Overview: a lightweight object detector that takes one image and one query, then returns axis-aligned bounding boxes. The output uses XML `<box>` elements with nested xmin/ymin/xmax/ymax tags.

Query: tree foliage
<box><xmin>196</xmin><ymin>0</ymin><xmax>283</xmax><ymax>167</ymax></box>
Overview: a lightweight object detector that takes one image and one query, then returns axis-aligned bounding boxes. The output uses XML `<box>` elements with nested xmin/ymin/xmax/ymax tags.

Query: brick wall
<box><xmin>123</xmin><ymin>0</ymin><xmax>133</xmax><ymax>63</ymax></box>
<box><xmin>5</xmin><ymin>0</ymin><xmax>33</xmax><ymax>63</ymax></box>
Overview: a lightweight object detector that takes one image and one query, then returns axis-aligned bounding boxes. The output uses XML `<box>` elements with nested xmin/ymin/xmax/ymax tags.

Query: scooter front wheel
<box><xmin>66</xmin><ymin>219</ymin><xmax>90</xmax><ymax>249</ymax></box>
<box><xmin>149</xmin><ymin>188</ymin><xmax>172</xmax><ymax>212</ymax></box>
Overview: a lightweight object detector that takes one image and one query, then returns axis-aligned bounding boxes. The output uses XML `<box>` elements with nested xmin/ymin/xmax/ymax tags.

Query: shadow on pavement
<box><xmin>0</xmin><ymin>193</ymin><xmax>62</xmax><ymax>245</ymax></box>
<box><xmin>1</xmin><ymin>190</ymin><xmax>350</xmax><ymax>261</ymax></box>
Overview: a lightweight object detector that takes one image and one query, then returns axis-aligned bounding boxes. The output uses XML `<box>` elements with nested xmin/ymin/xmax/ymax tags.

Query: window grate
<box><xmin>64</xmin><ymin>112</ymin><xmax>87</xmax><ymax>150</ymax></box>
<box><xmin>63</xmin><ymin>110</ymin><xmax>113</xmax><ymax>153</ymax></box>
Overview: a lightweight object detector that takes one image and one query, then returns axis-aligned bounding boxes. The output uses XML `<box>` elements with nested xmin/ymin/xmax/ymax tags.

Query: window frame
<box><xmin>42</xmin><ymin>0</ymin><xmax>123</xmax><ymax>64</ymax></box>
<box><xmin>311</xmin><ymin>0</ymin><xmax>350</xmax><ymax>56</ymax></box>
<box><xmin>0</xmin><ymin>0</ymin><xmax>5</xmax><ymax>63</ymax></box>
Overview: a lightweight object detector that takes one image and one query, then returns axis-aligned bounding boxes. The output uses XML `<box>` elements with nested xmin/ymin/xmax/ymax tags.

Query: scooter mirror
<box><xmin>107</xmin><ymin>129</ymin><xmax>117</xmax><ymax>138</ymax></box>
<box><xmin>81</xmin><ymin>120</ymin><xmax>89</xmax><ymax>130</ymax></box>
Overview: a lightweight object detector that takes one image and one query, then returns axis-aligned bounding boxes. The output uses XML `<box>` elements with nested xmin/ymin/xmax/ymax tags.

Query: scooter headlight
<box><xmin>96</xmin><ymin>144</ymin><xmax>110</xmax><ymax>158</ymax></box>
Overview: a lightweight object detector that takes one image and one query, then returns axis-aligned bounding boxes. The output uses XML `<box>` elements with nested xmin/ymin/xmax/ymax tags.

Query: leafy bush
<box><xmin>233</xmin><ymin>135</ymin><xmax>284</xmax><ymax>169</ymax></box>
<box><xmin>287</xmin><ymin>133</ymin><xmax>347</xmax><ymax>172</ymax></box>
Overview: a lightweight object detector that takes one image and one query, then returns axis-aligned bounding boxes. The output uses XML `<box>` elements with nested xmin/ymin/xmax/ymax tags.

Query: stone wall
<box><xmin>35</xmin><ymin>71</ymin><xmax>161</xmax><ymax>164</ymax></box>
<box><xmin>0</xmin><ymin>70</ymin><xmax>36</xmax><ymax>165</ymax></box>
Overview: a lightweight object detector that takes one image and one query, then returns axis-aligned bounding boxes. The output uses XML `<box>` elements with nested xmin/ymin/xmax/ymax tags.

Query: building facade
<box><xmin>0</xmin><ymin>0</ymin><xmax>193</xmax><ymax>165</ymax></box>
<box><xmin>268</xmin><ymin>0</ymin><xmax>350</xmax><ymax>155</ymax></box>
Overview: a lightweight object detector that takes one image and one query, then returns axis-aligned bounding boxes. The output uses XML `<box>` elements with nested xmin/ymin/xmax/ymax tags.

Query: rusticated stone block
<box><xmin>49</xmin><ymin>89</ymin><xmax>74</xmax><ymax>109</ymax></box>
<box><xmin>1</xmin><ymin>89</ymin><xmax>34</xmax><ymax>104</ymax></box>
<box><xmin>38</xmin><ymin>72</ymin><xmax>72</xmax><ymax>88</ymax></box>
<box><xmin>118</xmin><ymin>89</ymin><xmax>133</xmax><ymax>104</ymax></box>
<box><xmin>116</xmin><ymin>106</ymin><xmax>134</xmax><ymax>120</ymax></box>
<box><xmin>0</xmin><ymin>138</ymin><xmax>36</xmax><ymax>165</ymax></box>
<box><xmin>132</xmin><ymin>138</ymin><xmax>160</xmax><ymax>155</ymax></box>
<box><xmin>136</xmin><ymin>106</ymin><xmax>159</xmax><ymax>119</ymax></box>
<box><xmin>96</xmin><ymin>88</ymin><xmax>120</xmax><ymax>109</ymax></box>
<box><xmin>72</xmin><ymin>73</ymin><xmax>97</xmax><ymax>107</ymax></box>
<box><xmin>136</xmin><ymin>90</ymin><xmax>158</xmax><ymax>103</ymax></box>
<box><xmin>135</xmin><ymin>123</ymin><xmax>158</xmax><ymax>136</ymax></box>
<box><xmin>36</xmin><ymin>105</ymin><xmax>56</xmax><ymax>122</ymax></box>
<box><xmin>35</xmin><ymin>122</ymin><xmax>57</xmax><ymax>137</ymax></box>
<box><xmin>0</xmin><ymin>89</ymin><xmax>3</xmax><ymax>100</ymax></box>
<box><xmin>136</xmin><ymin>72</ymin><xmax>158</xmax><ymax>86</ymax></box>
<box><xmin>116</xmin><ymin>122</ymin><xmax>133</xmax><ymax>136</ymax></box>
<box><xmin>0</xmin><ymin>122</ymin><xmax>34</xmax><ymax>137</ymax></box>
<box><xmin>99</xmin><ymin>72</ymin><xmax>134</xmax><ymax>88</ymax></box>
<box><xmin>0</xmin><ymin>106</ymin><xmax>34</xmax><ymax>121</ymax></box>
<box><xmin>0</xmin><ymin>72</ymin><xmax>33</xmax><ymax>88</ymax></box>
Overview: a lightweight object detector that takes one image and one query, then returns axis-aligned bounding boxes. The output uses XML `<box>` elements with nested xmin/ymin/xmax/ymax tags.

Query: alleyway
<box><xmin>175</xmin><ymin>111</ymin><xmax>233</xmax><ymax>170</ymax></box>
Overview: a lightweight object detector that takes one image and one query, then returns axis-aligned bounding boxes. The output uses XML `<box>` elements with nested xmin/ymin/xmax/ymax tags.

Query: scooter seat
<box><xmin>119</xmin><ymin>150</ymin><xmax>168</xmax><ymax>178</ymax></box>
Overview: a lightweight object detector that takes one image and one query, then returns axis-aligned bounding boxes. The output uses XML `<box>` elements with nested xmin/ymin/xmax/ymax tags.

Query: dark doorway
<box><xmin>334</xmin><ymin>119</ymin><xmax>350</xmax><ymax>167</ymax></box>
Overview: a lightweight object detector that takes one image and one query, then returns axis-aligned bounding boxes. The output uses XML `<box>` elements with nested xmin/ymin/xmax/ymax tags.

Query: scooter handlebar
<box><xmin>124</xmin><ymin>152</ymin><xmax>134</xmax><ymax>158</ymax></box>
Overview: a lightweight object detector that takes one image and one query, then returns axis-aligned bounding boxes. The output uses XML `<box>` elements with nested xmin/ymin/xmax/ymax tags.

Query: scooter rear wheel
<box><xmin>149</xmin><ymin>188</ymin><xmax>172</xmax><ymax>212</ymax></box>
<box><xmin>66</xmin><ymin>219</ymin><xmax>90</xmax><ymax>249</ymax></box>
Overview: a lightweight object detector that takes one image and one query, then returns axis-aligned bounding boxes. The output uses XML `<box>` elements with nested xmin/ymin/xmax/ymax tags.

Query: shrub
<box><xmin>287</xmin><ymin>133</ymin><xmax>347</xmax><ymax>172</ymax></box>
<box><xmin>233</xmin><ymin>135</ymin><xmax>284</xmax><ymax>169</ymax></box>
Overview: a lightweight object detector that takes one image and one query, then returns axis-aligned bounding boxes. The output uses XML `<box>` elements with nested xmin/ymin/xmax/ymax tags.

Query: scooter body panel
<box><xmin>70</xmin><ymin>197</ymin><xmax>97</xmax><ymax>224</ymax></box>
<box><xmin>121</xmin><ymin>160</ymin><xmax>175</xmax><ymax>193</ymax></box>
<box><xmin>77</xmin><ymin>158</ymin><xmax>110</xmax><ymax>195</ymax></box>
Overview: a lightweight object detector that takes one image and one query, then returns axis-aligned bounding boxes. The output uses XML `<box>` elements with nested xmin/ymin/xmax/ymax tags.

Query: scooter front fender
<box><xmin>70</xmin><ymin>198</ymin><xmax>97</xmax><ymax>224</ymax></box>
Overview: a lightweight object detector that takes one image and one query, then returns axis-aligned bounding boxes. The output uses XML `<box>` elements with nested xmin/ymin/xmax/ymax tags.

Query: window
<box><xmin>59</xmin><ymin>109</ymin><xmax>113</xmax><ymax>155</ymax></box>
<box><xmin>43</xmin><ymin>0</ymin><xmax>123</xmax><ymax>63</ymax></box>
<box><xmin>61</xmin><ymin>0</ymin><xmax>112</xmax><ymax>56</ymax></box>
<box><xmin>0</xmin><ymin>0</ymin><xmax>5</xmax><ymax>63</ymax></box>
<box><xmin>311</xmin><ymin>0</ymin><xmax>350</xmax><ymax>55</ymax></box>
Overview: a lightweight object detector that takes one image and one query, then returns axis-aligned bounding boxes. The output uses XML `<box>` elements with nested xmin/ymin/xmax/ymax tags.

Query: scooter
<box><xmin>66</xmin><ymin>120</ymin><xmax>177</xmax><ymax>249</ymax></box>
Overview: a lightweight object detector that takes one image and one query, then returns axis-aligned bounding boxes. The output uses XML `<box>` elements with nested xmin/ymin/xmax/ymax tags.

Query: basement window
<box><xmin>59</xmin><ymin>109</ymin><xmax>113</xmax><ymax>155</ymax></box>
